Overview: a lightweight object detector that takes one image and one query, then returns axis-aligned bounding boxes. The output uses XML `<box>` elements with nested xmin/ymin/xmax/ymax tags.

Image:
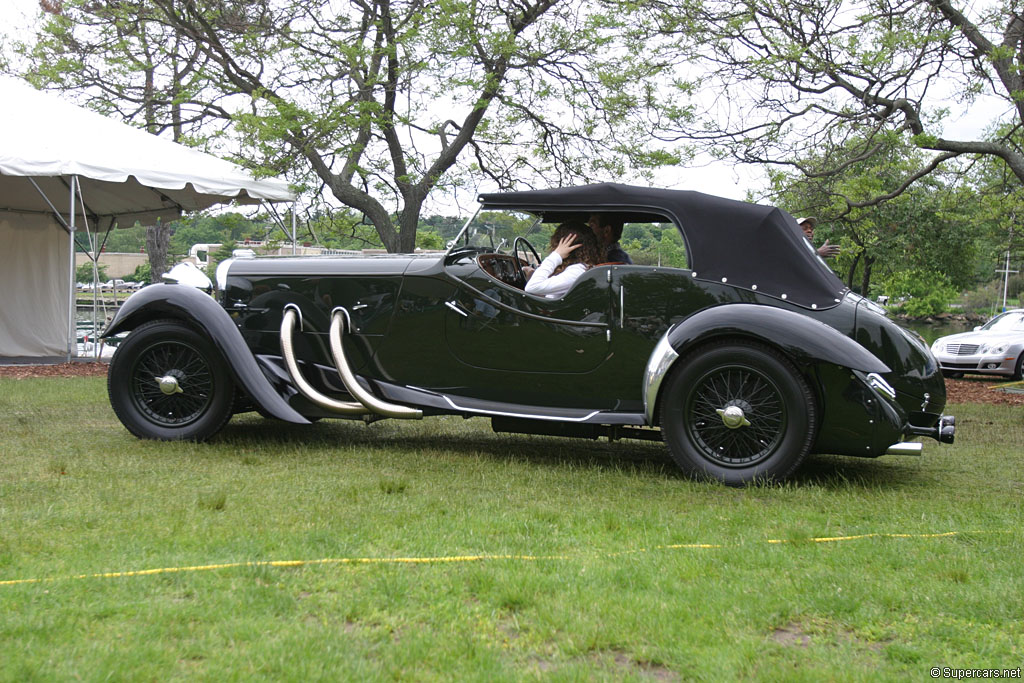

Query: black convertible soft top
<box><xmin>477</xmin><ymin>183</ymin><xmax>848</xmax><ymax>309</ymax></box>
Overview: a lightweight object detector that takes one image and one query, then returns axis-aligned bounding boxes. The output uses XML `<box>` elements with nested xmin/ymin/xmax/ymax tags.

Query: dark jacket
<box><xmin>606</xmin><ymin>242</ymin><xmax>632</xmax><ymax>264</ymax></box>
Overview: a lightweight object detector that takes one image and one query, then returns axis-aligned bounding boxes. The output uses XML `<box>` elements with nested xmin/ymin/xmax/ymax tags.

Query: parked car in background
<box><xmin>103</xmin><ymin>183</ymin><xmax>955</xmax><ymax>485</ymax></box>
<box><xmin>931</xmin><ymin>309</ymin><xmax>1024</xmax><ymax>380</ymax></box>
<box><xmin>102</xmin><ymin>279</ymin><xmax>129</xmax><ymax>290</ymax></box>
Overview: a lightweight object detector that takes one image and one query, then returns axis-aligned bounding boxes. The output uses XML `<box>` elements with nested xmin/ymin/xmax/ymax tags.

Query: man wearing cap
<box><xmin>797</xmin><ymin>216</ymin><xmax>840</xmax><ymax>258</ymax></box>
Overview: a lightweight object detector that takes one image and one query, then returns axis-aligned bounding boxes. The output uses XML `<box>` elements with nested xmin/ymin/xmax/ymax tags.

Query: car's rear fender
<box><xmin>103</xmin><ymin>283</ymin><xmax>309</xmax><ymax>424</ymax></box>
<box><xmin>642</xmin><ymin>303</ymin><xmax>890</xmax><ymax>425</ymax></box>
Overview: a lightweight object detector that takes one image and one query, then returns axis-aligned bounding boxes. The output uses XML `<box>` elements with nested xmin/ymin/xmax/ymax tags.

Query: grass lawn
<box><xmin>1</xmin><ymin>376</ymin><xmax>1022</xmax><ymax>680</ymax></box>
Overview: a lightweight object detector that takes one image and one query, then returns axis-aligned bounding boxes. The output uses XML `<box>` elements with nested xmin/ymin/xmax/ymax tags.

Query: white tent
<box><xmin>0</xmin><ymin>77</ymin><xmax>295</xmax><ymax>361</ymax></box>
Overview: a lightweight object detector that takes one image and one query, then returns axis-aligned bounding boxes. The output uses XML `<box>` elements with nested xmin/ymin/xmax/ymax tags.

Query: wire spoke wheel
<box><xmin>660</xmin><ymin>342</ymin><xmax>816</xmax><ymax>485</ymax></box>
<box><xmin>131</xmin><ymin>339</ymin><xmax>215</xmax><ymax>426</ymax></box>
<box><xmin>686</xmin><ymin>366</ymin><xmax>785</xmax><ymax>466</ymax></box>
<box><xmin>108</xmin><ymin>319</ymin><xmax>234</xmax><ymax>441</ymax></box>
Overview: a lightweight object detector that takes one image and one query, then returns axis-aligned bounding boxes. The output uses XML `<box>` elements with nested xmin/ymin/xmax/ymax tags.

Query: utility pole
<box><xmin>997</xmin><ymin>223</ymin><xmax>1018</xmax><ymax>312</ymax></box>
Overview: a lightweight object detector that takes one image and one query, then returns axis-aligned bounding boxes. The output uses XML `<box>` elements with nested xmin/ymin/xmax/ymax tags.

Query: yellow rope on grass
<box><xmin>0</xmin><ymin>530</ymin><xmax>987</xmax><ymax>588</ymax></box>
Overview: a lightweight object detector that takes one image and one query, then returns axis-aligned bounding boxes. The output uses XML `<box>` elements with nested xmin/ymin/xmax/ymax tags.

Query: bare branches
<box><xmin>672</xmin><ymin>0</ymin><xmax>1024</xmax><ymax>211</ymax></box>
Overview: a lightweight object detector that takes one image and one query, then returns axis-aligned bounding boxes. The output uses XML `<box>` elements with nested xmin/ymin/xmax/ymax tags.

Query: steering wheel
<box><xmin>512</xmin><ymin>236</ymin><xmax>542</xmax><ymax>287</ymax></box>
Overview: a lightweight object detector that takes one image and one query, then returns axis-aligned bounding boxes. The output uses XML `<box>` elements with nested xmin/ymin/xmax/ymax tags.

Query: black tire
<box><xmin>660</xmin><ymin>341</ymin><xmax>816</xmax><ymax>486</ymax></box>
<box><xmin>107</xmin><ymin>319</ymin><xmax>234</xmax><ymax>441</ymax></box>
<box><xmin>942</xmin><ymin>370</ymin><xmax>964</xmax><ymax>379</ymax></box>
<box><xmin>1012</xmin><ymin>354</ymin><xmax>1024</xmax><ymax>382</ymax></box>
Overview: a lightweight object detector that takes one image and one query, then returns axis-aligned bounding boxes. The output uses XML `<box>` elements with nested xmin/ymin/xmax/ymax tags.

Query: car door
<box><xmin>444</xmin><ymin>264</ymin><xmax>613</xmax><ymax>375</ymax></box>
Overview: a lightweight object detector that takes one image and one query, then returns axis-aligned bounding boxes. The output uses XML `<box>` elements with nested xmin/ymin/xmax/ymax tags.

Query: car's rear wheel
<box><xmin>660</xmin><ymin>341</ymin><xmax>816</xmax><ymax>486</ymax></box>
<box><xmin>108</xmin><ymin>319</ymin><xmax>234</xmax><ymax>441</ymax></box>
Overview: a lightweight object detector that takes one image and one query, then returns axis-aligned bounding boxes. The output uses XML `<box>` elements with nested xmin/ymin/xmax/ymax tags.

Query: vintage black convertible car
<box><xmin>103</xmin><ymin>183</ymin><xmax>955</xmax><ymax>485</ymax></box>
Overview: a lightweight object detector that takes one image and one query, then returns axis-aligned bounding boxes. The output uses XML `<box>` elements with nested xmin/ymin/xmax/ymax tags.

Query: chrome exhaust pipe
<box><xmin>280</xmin><ymin>307</ymin><xmax>368</xmax><ymax>415</ymax></box>
<box><xmin>329</xmin><ymin>308</ymin><xmax>422</xmax><ymax>419</ymax></box>
<box><xmin>906</xmin><ymin>414</ymin><xmax>955</xmax><ymax>444</ymax></box>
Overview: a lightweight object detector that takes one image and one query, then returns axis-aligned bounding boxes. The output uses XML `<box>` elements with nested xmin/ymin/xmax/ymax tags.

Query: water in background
<box><xmin>902</xmin><ymin>319</ymin><xmax>974</xmax><ymax>345</ymax></box>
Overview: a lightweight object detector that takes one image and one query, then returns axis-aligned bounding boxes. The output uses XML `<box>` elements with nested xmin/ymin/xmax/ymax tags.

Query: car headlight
<box><xmin>979</xmin><ymin>343</ymin><xmax>1007</xmax><ymax>355</ymax></box>
<box><xmin>931</xmin><ymin>340</ymin><xmax>943</xmax><ymax>352</ymax></box>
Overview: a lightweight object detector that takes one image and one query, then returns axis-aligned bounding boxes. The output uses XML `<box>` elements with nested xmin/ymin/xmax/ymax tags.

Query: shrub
<box><xmin>125</xmin><ymin>262</ymin><xmax>152</xmax><ymax>283</ymax></box>
<box><xmin>881</xmin><ymin>268</ymin><xmax>957</xmax><ymax>317</ymax></box>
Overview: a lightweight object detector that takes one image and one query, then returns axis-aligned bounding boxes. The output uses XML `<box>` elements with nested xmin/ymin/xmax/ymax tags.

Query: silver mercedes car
<box><xmin>931</xmin><ymin>309</ymin><xmax>1024</xmax><ymax>380</ymax></box>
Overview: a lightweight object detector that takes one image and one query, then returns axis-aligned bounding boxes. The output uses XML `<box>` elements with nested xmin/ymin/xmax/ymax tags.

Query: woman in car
<box><xmin>525</xmin><ymin>221</ymin><xmax>603</xmax><ymax>299</ymax></box>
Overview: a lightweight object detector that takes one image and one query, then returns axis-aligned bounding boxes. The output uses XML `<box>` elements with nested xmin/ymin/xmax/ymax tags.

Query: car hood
<box><xmin>226</xmin><ymin>253</ymin><xmax>443</xmax><ymax>278</ymax></box>
<box><xmin>936</xmin><ymin>330</ymin><xmax>1023</xmax><ymax>345</ymax></box>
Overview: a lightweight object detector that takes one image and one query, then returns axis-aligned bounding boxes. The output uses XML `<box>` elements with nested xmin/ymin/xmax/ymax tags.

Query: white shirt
<box><xmin>524</xmin><ymin>252</ymin><xmax>588</xmax><ymax>299</ymax></box>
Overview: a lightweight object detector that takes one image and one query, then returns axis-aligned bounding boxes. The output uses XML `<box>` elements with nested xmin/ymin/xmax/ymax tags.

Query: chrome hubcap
<box><xmin>716</xmin><ymin>405</ymin><xmax>751</xmax><ymax>429</ymax></box>
<box><xmin>157</xmin><ymin>374</ymin><xmax>183</xmax><ymax>395</ymax></box>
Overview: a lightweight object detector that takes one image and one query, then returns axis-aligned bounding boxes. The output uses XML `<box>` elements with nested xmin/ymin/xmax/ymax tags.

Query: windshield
<box><xmin>447</xmin><ymin>210</ymin><xmax>543</xmax><ymax>254</ymax></box>
<box><xmin>448</xmin><ymin>207</ymin><xmax>690</xmax><ymax>268</ymax></box>
<box><xmin>982</xmin><ymin>311</ymin><xmax>1024</xmax><ymax>332</ymax></box>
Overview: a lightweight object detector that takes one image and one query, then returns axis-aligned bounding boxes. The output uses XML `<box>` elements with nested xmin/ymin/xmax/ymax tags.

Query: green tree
<box><xmin>622</xmin><ymin>224</ymin><xmax>688</xmax><ymax>267</ymax></box>
<box><xmin>766</xmin><ymin>135</ymin><xmax>977</xmax><ymax>296</ymax></box>
<box><xmin>880</xmin><ymin>269</ymin><xmax>958</xmax><ymax>317</ymax></box>
<box><xmin>100</xmin><ymin>223</ymin><xmax>148</xmax><ymax>253</ymax></box>
<box><xmin>75</xmin><ymin>262</ymin><xmax>108</xmax><ymax>283</ymax></box>
<box><xmin>415</xmin><ymin>230</ymin><xmax>444</xmax><ymax>251</ymax></box>
<box><xmin>17</xmin><ymin>1</ymin><xmax>694</xmax><ymax>253</ymax></box>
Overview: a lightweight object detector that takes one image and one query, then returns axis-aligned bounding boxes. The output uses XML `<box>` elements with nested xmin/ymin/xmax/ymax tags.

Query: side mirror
<box><xmin>973</xmin><ymin>326</ymin><xmax>982</xmax><ymax>332</ymax></box>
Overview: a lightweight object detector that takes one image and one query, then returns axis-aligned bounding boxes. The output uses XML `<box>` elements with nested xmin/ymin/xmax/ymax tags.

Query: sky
<box><xmin>0</xmin><ymin>0</ymin><xmax>37</xmax><ymax>36</ymax></box>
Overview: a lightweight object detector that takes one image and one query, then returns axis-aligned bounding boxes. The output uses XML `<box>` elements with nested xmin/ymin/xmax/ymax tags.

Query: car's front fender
<box><xmin>642</xmin><ymin>303</ymin><xmax>890</xmax><ymax>424</ymax></box>
<box><xmin>103</xmin><ymin>283</ymin><xmax>309</xmax><ymax>424</ymax></box>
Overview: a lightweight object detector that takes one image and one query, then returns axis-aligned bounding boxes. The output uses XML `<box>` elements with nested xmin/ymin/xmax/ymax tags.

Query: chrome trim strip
<box><xmin>642</xmin><ymin>332</ymin><xmax>679</xmax><ymax>425</ymax></box>
<box><xmin>440</xmin><ymin>395</ymin><xmax>600</xmax><ymax>422</ymax></box>
<box><xmin>280</xmin><ymin>308</ymin><xmax>367</xmax><ymax>415</ymax></box>
<box><xmin>619</xmin><ymin>284</ymin><xmax>625</xmax><ymax>328</ymax></box>
<box><xmin>329</xmin><ymin>309</ymin><xmax>422</xmax><ymax>419</ymax></box>
<box><xmin>445</xmin><ymin>300</ymin><xmax>469</xmax><ymax>317</ymax></box>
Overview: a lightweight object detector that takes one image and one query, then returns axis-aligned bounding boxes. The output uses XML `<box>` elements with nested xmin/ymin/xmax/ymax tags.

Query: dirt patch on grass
<box><xmin>607</xmin><ymin>651</ymin><xmax>679</xmax><ymax>681</ymax></box>
<box><xmin>771</xmin><ymin>623</ymin><xmax>811</xmax><ymax>647</ymax></box>
<box><xmin>945</xmin><ymin>377</ymin><xmax>1024</xmax><ymax>405</ymax></box>
<box><xmin>0</xmin><ymin>362</ymin><xmax>109</xmax><ymax>380</ymax></box>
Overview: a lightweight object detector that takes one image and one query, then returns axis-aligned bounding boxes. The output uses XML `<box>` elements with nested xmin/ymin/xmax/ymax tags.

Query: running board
<box><xmin>377</xmin><ymin>382</ymin><xmax>647</xmax><ymax>425</ymax></box>
<box><xmin>492</xmin><ymin>417</ymin><xmax>662</xmax><ymax>442</ymax></box>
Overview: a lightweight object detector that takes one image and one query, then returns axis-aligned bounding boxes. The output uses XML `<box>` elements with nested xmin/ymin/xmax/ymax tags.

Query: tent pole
<box><xmin>67</xmin><ymin>176</ymin><xmax>78</xmax><ymax>362</ymax></box>
<box><xmin>291</xmin><ymin>201</ymin><xmax>297</xmax><ymax>255</ymax></box>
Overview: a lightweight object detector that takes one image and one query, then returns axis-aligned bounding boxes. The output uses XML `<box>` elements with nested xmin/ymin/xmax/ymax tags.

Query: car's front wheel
<box><xmin>660</xmin><ymin>341</ymin><xmax>816</xmax><ymax>486</ymax></box>
<box><xmin>108</xmin><ymin>319</ymin><xmax>234</xmax><ymax>441</ymax></box>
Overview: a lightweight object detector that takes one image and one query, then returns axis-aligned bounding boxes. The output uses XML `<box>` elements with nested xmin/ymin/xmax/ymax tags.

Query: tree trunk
<box><xmin>846</xmin><ymin>251</ymin><xmax>862</xmax><ymax>290</ymax></box>
<box><xmin>860</xmin><ymin>255</ymin><xmax>875</xmax><ymax>296</ymax></box>
<box><xmin>145</xmin><ymin>222</ymin><xmax>171</xmax><ymax>282</ymax></box>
